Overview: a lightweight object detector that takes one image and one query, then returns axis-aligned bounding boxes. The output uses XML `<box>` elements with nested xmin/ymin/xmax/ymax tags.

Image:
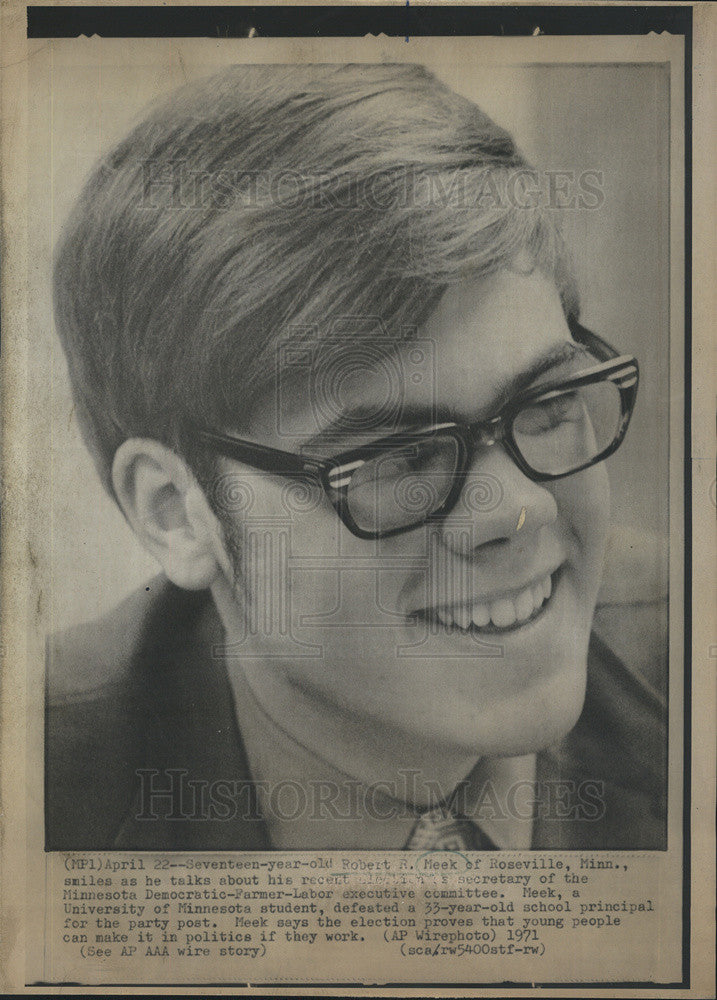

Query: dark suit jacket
<box><xmin>46</xmin><ymin>577</ymin><xmax>667</xmax><ymax>851</ymax></box>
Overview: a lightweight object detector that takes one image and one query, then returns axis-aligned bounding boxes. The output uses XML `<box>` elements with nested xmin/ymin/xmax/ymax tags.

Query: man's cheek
<box><xmin>582</xmin><ymin>464</ymin><xmax>611</xmax><ymax>549</ymax></box>
<box><xmin>555</xmin><ymin>465</ymin><xmax>610</xmax><ymax>540</ymax></box>
<box><xmin>291</xmin><ymin>571</ymin><xmax>342</xmax><ymax>621</ymax></box>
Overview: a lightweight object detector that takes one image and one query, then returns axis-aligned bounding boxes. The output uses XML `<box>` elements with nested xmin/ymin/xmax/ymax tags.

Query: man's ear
<box><xmin>111</xmin><ymin>438</ymin><xmax>233</xmax><ymax>590</ymax></box>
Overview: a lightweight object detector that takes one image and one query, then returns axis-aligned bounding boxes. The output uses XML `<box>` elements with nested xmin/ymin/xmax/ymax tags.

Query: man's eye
<box><xmin>517</xmin><ymin>391</ymin><xmax>584</xmax><ymax>434</ymax></box>
<box><xmin>362</xmin><ymin>437</ymin><xmax>452</xmax><ymax>481</ymax></box>
<box><xmin>376</xmin><ymin>449</ymin><xmax>424</xmax><ymax>478</ymax></box>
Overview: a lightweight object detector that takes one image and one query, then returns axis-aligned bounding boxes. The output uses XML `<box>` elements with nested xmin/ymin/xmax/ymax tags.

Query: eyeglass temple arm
<box><xmin>195</xmin><ymin>429</ymin><xmax>328</xmax><ymax>477</ymax></box>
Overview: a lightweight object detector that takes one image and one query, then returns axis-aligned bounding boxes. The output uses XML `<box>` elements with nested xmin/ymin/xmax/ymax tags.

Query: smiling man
<box><xmin>46</xmin><ymin>63</ymin><xmax>666</xmax><ymax>851</ymax></box>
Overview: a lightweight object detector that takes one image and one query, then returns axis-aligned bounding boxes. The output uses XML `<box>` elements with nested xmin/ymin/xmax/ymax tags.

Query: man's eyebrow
<box><xmin>489</xmin><ymin>340</ymin><xmax>592</xmax><ymax>411</ymax></box>
<box><xmin>299</xmin><ymin>402</ymin><xmax>449</xmax><ymax>451</ymax></box>
<box><xmin>300</xmin><ymin>340</ymin><xmax>591</xmax><ymax>451</ymax></box>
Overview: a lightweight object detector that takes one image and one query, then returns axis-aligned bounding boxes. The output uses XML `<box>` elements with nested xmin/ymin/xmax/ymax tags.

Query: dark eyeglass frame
<box><xmin>192</xmin><ymin>320</ymin><xmax>639</xmax><ymax>540</ymax></box>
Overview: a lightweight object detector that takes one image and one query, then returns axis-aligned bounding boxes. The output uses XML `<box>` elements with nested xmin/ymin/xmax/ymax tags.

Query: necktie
<box><xmin>404</xmin><ymin>803</ymin><xmax>497</xmax><ymax>851</ymax></box>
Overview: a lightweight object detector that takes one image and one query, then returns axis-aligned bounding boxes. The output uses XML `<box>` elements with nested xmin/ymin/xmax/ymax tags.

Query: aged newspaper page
<box><xmin>1</xmin><ymin>2</ymin><xmax>715</xmax><ymax>994</ymax></box>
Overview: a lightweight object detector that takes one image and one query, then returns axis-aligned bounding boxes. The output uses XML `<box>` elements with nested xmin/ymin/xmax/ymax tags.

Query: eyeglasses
<box><xmin>193</xmin><ymin>320</ymin><xmax>638</xmax><ymax>540</ymax></box>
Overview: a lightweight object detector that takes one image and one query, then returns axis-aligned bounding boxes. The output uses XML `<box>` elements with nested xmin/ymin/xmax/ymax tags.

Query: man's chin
<box><xmin>439</xmin><ymin>657</ymin><xmax>590</xmax><ymax>760</ymax></box>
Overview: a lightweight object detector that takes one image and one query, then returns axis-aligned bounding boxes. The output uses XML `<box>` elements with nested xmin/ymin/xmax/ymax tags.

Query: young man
<box><xmin>46</xmin><ymin>63</ymin><xmax>666</xmax><ymax>851</ymax></box>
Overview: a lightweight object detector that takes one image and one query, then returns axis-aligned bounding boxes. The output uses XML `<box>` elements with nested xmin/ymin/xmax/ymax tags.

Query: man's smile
<box><xmin>411</xmin><ymin>567</ymin><xmax>562</xmax><ymax>634</ymax></box>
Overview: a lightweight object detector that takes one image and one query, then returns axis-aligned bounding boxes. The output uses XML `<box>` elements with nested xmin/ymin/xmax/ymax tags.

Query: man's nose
<box><xmin>439</xmin><ymin>443</ymin><xmax>558</xmax><ymax>553</ymax></box>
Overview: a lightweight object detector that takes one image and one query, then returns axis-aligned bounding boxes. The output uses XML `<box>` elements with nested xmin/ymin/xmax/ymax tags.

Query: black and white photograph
<box><xmin>45</xmin><ymin>55</ymin><xmax>670</xmax><ymax>855</ymax></box>
<box><xmin>1</xmin><ymin>4</ymin><xmax>713</xmax><ymax>993</ymax></box>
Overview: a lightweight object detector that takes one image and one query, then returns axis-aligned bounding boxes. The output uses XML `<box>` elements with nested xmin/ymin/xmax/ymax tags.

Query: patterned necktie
<box><xmin>404</xmin><ymin>803</ymin><xmax>497</xmax><ymax>851</ymax></box>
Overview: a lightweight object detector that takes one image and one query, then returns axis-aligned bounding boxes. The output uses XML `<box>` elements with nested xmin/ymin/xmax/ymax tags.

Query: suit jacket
<box><xmin>46</xmin><ymin>572</ymin><xmax>667</xmax><ymax>852</ymax></box>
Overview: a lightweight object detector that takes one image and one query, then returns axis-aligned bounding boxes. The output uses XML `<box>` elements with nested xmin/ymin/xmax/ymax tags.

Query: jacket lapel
<box><xmin>533</xmin><ymin>632</ymin><xmax>666</xmax><ymax>850</ymax></box>
<box><xmin>113</xmin><ymin>584</ymin><xmax>270</xmax><ymax>850</ymax></box>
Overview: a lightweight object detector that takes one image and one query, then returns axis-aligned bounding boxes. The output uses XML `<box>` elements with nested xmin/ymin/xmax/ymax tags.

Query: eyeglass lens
<box><xmin>512</xmin><ymin>380</ymin><xmax>621</xmax><ymax>477</ymax></box>
<box><xmin>346</xmin><ymin>434</ymin><xmax>460</xmax><ymax>534</ymax></box>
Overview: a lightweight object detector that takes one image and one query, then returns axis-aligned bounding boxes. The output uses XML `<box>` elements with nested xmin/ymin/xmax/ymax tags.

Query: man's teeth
<box><xmin>432</xmin><ymin>574</ymin><xmax>553</xmax><ymax>631</ymax></box>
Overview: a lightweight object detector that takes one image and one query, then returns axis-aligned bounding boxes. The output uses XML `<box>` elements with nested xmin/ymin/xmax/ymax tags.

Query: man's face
<box><xmin>215</xmin><ymin>266</ymin><xmax>610</xmax><ymax>785</ymax></box>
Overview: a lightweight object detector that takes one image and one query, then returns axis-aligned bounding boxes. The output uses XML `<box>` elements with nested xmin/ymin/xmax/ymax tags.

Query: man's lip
<box><xmin>407</xmin><ymin>565</ymin><xmax>564</xmax><ymax>618</ymax></box>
